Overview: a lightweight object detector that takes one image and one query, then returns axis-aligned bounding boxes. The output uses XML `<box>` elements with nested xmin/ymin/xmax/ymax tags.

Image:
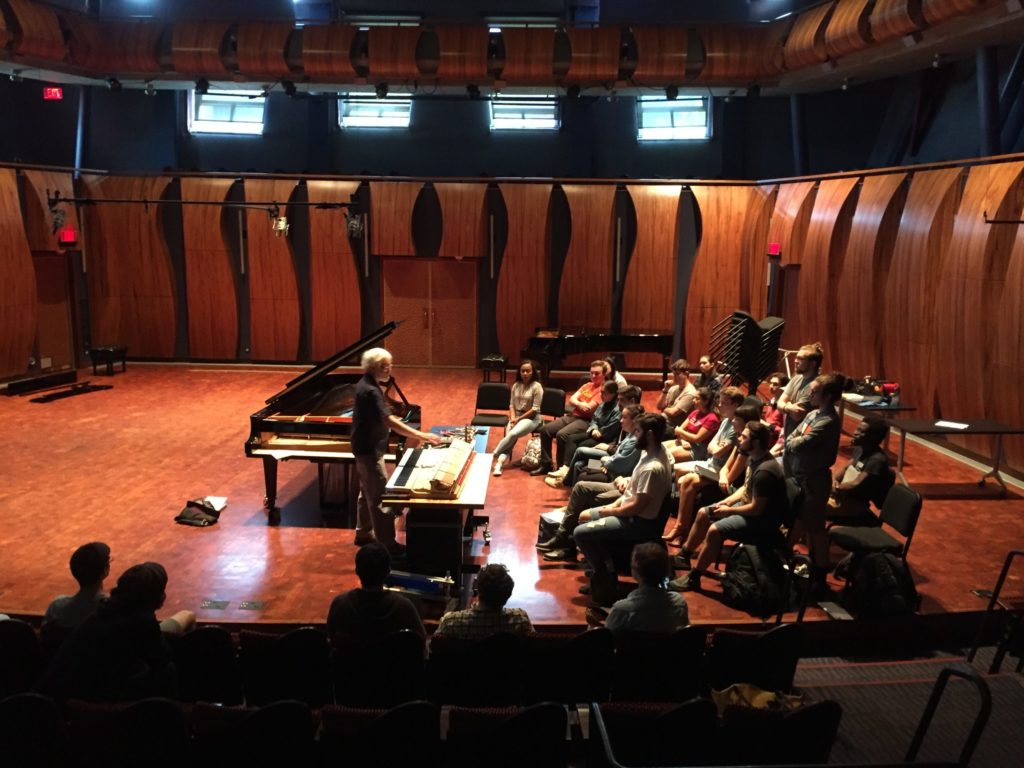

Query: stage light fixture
<box><xmin>107</xmin><ymin>77</ymin><xmax>122</xmax><ymax>91</ymax></box>
<box><xmin>144</xmin><ymin>81</ymin><xmax>156</xmax><ymax>96</ymax></box>
<box><xmin>9</xmin><ymin>70</ymin><xmax>24</xmax><ymax>83</ymax></box>
<box><xmin>282</xmin><ymin>80</ymin><xmax>297</xmax><ymax>96</ymax></box>
<box><xmin>566</xmin><ymin>84</ymin><xmax>580</xmax><ymax>99</ymax></box>
<box><xmin>195</xmin><ymin>78</ymin><xmax>209</xmax><ymax>95</ymax></box>
<box><xmin>665</xmin><ymin>85</ymin><xmax>678</xmax><ymax>101</ymax></box>
<box><xmin>375</xmin><ymin>82</ymin><xmax>388</xmax><ymax>99</ymax></box>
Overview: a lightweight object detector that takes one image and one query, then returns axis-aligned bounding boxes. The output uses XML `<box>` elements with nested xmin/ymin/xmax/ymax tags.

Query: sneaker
<box><xmin>544</xmin><ymin>476</ymin><xmax>567</xmax><ymax>489</ymax></box>
<box><xmin>542</xmin><ymin>547</ymin><xmax>578</xmax><ymax>562</ymax></box>
<box><xmin>547</xmin><ymin>465</ymin><xmax>569</xmax><ymax>478</ymax></box>
<box><xmin>672</xmin><ymin>552</ymin><xmax>692</xmax><ymax>571</ymax></box>
<box><xmin>493</xmin><ymin>463</ymin><xmax>503</xmax><ymax>477</ymax></box>
<box><xmin>668</xmin><ymin>572</ymin><xmax>702</xmax><ymax>592</ymax></box>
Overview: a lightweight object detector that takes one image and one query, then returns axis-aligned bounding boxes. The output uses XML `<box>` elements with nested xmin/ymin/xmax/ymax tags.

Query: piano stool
<box><xmin>89</xmin><ymin>345</ymin><xmax>128</xmax><ymax>376</ymax></box>
<box><xmin>480</xmin><ymin>354</ymin><xmax>508</xmax><ymax>383</ymax></box>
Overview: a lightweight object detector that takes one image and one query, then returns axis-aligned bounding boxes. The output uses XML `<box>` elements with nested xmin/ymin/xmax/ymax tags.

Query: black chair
<box><xmin>427</xmin><ymin>632</ymin><xmax>523</xmax><ymax>705</ymax></box>
<box><xmin>470</xmin><ymin>382</ymin><xmax>511</xmax><ymax>432</ymax></box>
<box><xmin>320</xmin><ymin>700</ymin><xmax>441</xmax><ymax>768</ymax></box>
<box><xmin>112</xmin><ymin>698</ymin><xmax>190</xmax><ymax>768</ymax></box>
<box><xmin>533</xmin><ymin>387</ymin><xmax>567</xmax><ymax>432</ymax></box>
<box><xmin>0</xmin><ymin>618</ymin><xmax>45</xmax><ymax>696</ymax></box>
<box><xmin>167</xmin><ymin>625</ymin><xmax>243</xmax><ymax>705</ymax></box>
<box><xmin>446</xmin><ymin>702</ymin><xmax>569</xmax><ymax>768</ymax></box>
<box><xmin>521</xmin><ymin>628</ymin><xmax>615</xmax><ymax>704</ymax></box>
<box><xmin>239</xmin><ymin>627</ymin><xmax>331</xmax><ymax>706</ymax></box>
<box><xmin>608</xmin><ymin>493</ymin><xmax>678</xmax><ymax>575</ymax></box>
<box><xmin>595</xmin><ymin>698</ymin><xmax>719</xmax><ymax>768</ymax></box>
<box><xmin>720</xmin><ymin>699</ymin><xmax>843</xmax><ymax>765</ymax></box>
<box><xmin>0</xmin><ymin>692</ymin><xmax>69</xmax><ymax>768</ymax></box>
<box><xmin>235</xmin><ymin>700</ymin><xmax>316</xmax><ymax>766</ymax></box>
<box><xmin>705</xmin><ymin>622</ymin><xmax>803</xmax><ymax>694</ymax></box>
<box><xmin>331</xmin><ymin>629</ymin><xmax>426</xmax><ymax>707</ymax></box>
<box><xmin>716</xmin><ymin>475</ymin><xmax>801</xmax><ymax>569</ymax></box>
<box><xmin>611</xmin><ymin>626</ymin><xmax>709</xmax><ymax>701</ymax></box>
<box><xmin>829</xmin><ymin>482</ymin><xmax>923</xmax><ymax>568</ymax></box>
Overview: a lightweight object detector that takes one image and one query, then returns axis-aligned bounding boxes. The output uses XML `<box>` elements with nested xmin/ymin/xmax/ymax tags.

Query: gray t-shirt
<box><xmin>43</xmin><ymin>592</ymin><xmax>104</xmax><ymax>629</ymax></box>
<box><xmin>781</xmin><ymin>373</ymin><xmax>814</xmax><ymax>437</ymax></box>
<box><xmin>621</xmin><ymin>446</ymin><xmax>673</xmax><ymax>520</ymax></box>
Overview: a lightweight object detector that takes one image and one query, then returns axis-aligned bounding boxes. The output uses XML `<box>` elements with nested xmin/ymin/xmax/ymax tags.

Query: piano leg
<box><xmin>262</xmin><ymin>457</ymin><xmax>281</xmax><ymax>526</ymax></box>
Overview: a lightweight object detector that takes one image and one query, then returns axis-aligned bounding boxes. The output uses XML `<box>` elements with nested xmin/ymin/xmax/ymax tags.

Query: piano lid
<box><xmin>264</xmin><ymin>321</ymin><xmax>403</xmax><ymax>406</ymax></box>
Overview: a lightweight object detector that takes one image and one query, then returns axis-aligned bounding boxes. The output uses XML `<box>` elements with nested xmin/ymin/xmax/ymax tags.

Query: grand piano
<box><xmin>522</xmin><ymin>328</ymin><xmax>674</xmax><ymax>379</ymax></box>
<box><xmin>245</xmin><ymin>322</ymin><xmax>420</xmax><ymax>525</ymax></box>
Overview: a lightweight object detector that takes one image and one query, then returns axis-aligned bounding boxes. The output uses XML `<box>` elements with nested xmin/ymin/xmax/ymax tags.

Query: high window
<box><xmin>339</xmin><ymin>95</ymin><xmax>413</xmax><ymax>128</ymax></box>
<box><xmin>636</xmin><ymin>95</ymin><xmax>712</xmax><ymax>141</ymax></box>
<box><xmin>188</xmin><ymin>89</ymin><xmax>266</xmax><ymax>135</ymax></box>
<box><xmin>489</xmin><ymin>94</ymin><xmax>559</xmax><ymax>131</ymax></box>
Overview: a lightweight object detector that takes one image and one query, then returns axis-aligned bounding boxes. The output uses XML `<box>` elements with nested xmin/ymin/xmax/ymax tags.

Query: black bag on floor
<box><xmin>844</xmin><ymin>552</ymin><xmax>919</xmax><ymax>616</ymax></box>
<box><xmin>175</xmin><ymin>498</ymin><xmax>220</xmax><ymax>527</ymax></box>
<box><xmin>720</xmin><ymin>544</ymin><xmax>788</xmax><ymax>618</ymax></box>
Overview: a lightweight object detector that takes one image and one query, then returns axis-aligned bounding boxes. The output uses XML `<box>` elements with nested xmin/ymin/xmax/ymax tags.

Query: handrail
<box><xmin>904</xmin><ymin>663</ymin><xmax>992</xmax><ymax>767</ymax></box>
<box><xmin>965</xmin><ymin>548</ymin><xmax>1024</xmax><ymax>672</ymax></box>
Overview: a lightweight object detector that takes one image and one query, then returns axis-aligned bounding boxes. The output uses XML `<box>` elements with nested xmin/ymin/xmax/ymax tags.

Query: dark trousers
<box><xmin>539</xmin><ymin>415</ymin><xmax>588</xmax><ymax>469</ymax></box>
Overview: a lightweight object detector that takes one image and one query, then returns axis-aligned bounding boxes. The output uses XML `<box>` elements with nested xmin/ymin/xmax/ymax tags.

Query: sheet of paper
<box><xmin>934</xmin><ymin>420</ymin><xmax>969</xmax><ymax>430</ymax></box>
<box><xmin>204</xmin><ymin>496</ymin><xmax>228</xmax><ymax>511</ymax></box>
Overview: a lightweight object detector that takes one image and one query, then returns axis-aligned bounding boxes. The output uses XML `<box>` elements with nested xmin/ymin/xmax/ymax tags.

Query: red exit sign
<box><xmin>43</xmin><ymin>87</ymin><xmax>63</xmax><ymax>100</ymax></box>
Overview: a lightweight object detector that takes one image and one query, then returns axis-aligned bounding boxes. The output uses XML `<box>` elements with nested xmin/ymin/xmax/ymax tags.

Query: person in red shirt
<box><xmin>532</xmin><ymin>361</ymin><xmax>606</xmax><ymax>476</ymax></box>
<box><xmin>762</xmin><ymin>372</ymin><xmax>789</xmax><ymax>451</ymax></box>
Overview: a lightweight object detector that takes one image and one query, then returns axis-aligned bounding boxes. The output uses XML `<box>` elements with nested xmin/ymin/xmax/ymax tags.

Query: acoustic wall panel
<box><xmin>784</xmin><ymin>2</ymin><xmax>836</xmax><ymax>70</ymax></box>
<box><xmin>558</xmin><ymin>185</ymin><xmax>617</xmax><ymax>339</ymax></box>
<box><xmin>235</xmin><ymin>22</ymin><xmax>294</xmax><ymax>78</ymax></box>
<box><xmin>742</xmin><ymin>185</ymin><xmax>779</xmax><ymax>321</ymax></box>
<box><xmin>435</xmin><ymin>183</ymin><xmax>487</xmax><ymax>259</ymax></box>
<box><xmin>370</xmin><ymin>182</ymin><xmax>420</xmax><ymax>257</ymax></box>
<box><xmin>499</xmin><ymin>27</ymin><xmax>556</xmax><ymax>84</ymax></box>
<box><xmin>0</xmin><ymin>168</ymin><xmax>36</xmax><ymax>378</ymax></box>
<box><xmin>630</xmin><ymin>26</ymin><xmax>688</xmax><ymax>85</ymax></box>
<box><xmin>824</xmin><ymin>0</ymin><xmax>873</xmax><ymax>59</ymax></box>
<box><xmin>171</xmin><ymin>21</ymin><xmax>230</xmax><ymax>74</ymax></box>
<box><xmin>61</xmin><ymin>14</ymin><xmax>163</xmax><ymax>73</ymax></box>
<box><xmin>564</xmin><ymin>27</ymin><xmax>621</xmax><ymax>84</ymax></box>
<box><xmin>5</xmin><ymin>0</ymin><xmax>65</xmax><ymax>61</ymax></box>
<box><xmin>992</xmin><ymin>226</ymin><xmax>1024</xmax><ymax>470</ymax></box>
<box><xmin>301</xmin><ymin>24</ymin><xmax>357</xmax><ymax>78</ymax></box>
<box><xmin>21</xmin><ymin>170</ymin><xmax>77</xmax><ymax>253</ymax></box>
<box><xmin>870</xmin><ymin>0</ymin><xmax>925</xmax><ymax>44</ymax></box>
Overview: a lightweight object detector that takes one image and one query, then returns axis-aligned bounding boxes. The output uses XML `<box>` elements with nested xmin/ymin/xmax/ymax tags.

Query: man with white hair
<box><xmin>353</xmin><ymin>347</ymin><xmax>440</xmax><ymax>555</ymax></box>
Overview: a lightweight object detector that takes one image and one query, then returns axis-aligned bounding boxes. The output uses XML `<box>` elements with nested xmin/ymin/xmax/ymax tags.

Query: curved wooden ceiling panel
<box><xmin>784</xmin><ymin>1</ymin><xmax>836</xmax><ymax>71</ymax></box>
<box><xmin>870</xmin><ymin>0</ymin><xmax>925</xmax><ymax>43</ymax></box>
<box><xmin>307</xmin><ymin>180</ymin><xmax>362</xmax><ymax>360</ymax></box>
<box><xmin>630</xmin><ymin>26</ymin><xmax>688</xmax><ymax>85</ymax></box>
<box><xmin>235</xmin><ymin>22</ymin><xmax>294</xmax><ymax>78</ymax></box>
<box><xmin>882</xmin><ymin>167</ymin><xmax>962</xmax><ymax>418</ymax></box>
<box><xmin>21</xmin><ymin>170</ymin><xmax>77</xmax><ymax>252</ymax></box>
<box><xmin>301</xmin><ymin>24</ymin><xmax>357</xmax><ymax>79</ymax></box>
<box><xmin>832</xmin><ymin>172</ymin><xmax>908</xmax><ymax>378</ymax></box>
<box><xmin>434</xmin><ymin>25</ymin><xmax>488</xmax><ymax>82</ymax></box>
<box><xmin>559</xmin><ymin>185</ymin><xmax>616</xmax><ymax>333</ymax></box>
<box><xmin>499</xmin><ymin>27</ymin><xmax>555</xmax><ymax>84</ymax></box>
<box><xmin>495</xmin><ymin>184</ymin><xmax>551</xmax><ymax>361</ymax></box>
<box><xmin>564</xmin><ymin>27</ymin><xmax>621</xmax><ymax>84</ymax></box>
<box><xmin>370</xmin><ymin>182</ymin><xmax>420</xmax><ymax>257</ymax></box>
<box><xmin>367</xmin><ymin>26</ymin><xmax>421</xmax><ymax>81</ymax></box>
<box><xmin>180</xmin><ymin>178</ymin><xmax>237</xmax><ymax>360</ymax></box>
<box><xmin>62</xmin><ymin>15</ymin><xmax>163</xmax><ymax>73</ymax></box>
<box><xmin>171</xmin><ymin>21</ymin><xmax>231</xmax><ymax>75</ymax></box>
<box><xmin>824</xmin><ymin>0</ymin><xmax>873</xmax><ymax>59</ymax></box>
<box><xmin>0</xmin><ymin>168</ymin><xmax>36</xmax><ymax>378</ymax></box>
<box><xmin>696</xmin><ymin>24</ymin><xmax>788</xmax><ymax>83</ymax></box>
<box><xmin>921</xmin><ymin>0</ymin><xmax>988</xmax><ymax>26</ymax></box>
<box><xmin>6</xmin><ymin>0</ymin><xmax>65</xmax><ymax>61</ymax></box>
<box><xmin>435</xmin><ymin>183</ymin><xmax>487</xmax><ymax>259</ymax></box>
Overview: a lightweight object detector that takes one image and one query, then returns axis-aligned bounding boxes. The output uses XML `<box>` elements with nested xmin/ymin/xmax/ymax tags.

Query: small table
<box><xmin>89</xmin><ymin>345</ymin><xmax>128</xmax><ymax>376</ymax></box>
<box><xmin>839</xmin><ymin>395</ymin><xmax>916</xmax><ymax>450</ymax></box>
<box><xmin>889</xmin><ymin>418</ymin><xmax>1024</xmax><ymax>495</ymax></box>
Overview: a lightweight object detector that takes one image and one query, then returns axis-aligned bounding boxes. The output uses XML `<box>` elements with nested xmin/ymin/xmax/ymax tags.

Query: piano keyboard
<box><xmin>385</xmin><ymin>439</ymin><xmax>475</xmax><ymax>498</ymax></box>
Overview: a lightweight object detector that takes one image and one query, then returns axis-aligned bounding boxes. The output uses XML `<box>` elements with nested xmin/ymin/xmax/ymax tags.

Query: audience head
<box><xmin>670</xmin><ymin>359</ymin><xmax>691</xmax><ymax>382</ymax></box>
<box><xmin>698</xmin><ymin>355</ymin><xmax>717</xmax><ymax>377</ymax></box>
<box><xmin>768</xmin><ymin>372</ymin><xmax>789</xmax><ymax>397</ymax></box>
<box><xmin>795</xmin><ymin>343</ymin><xmax>824</xmax><ymax>374</ymax></box>
<box><xmin>516</xmin><ymin>359</ymin><xmax>539</xmax><ymax>385</ymax></box>
<box><xmin>631</xmin><ymin>542</ymin><xmax>671</xmax><ymax>587</ymax></box>
<box><xmin>621</xmin><ymin>404</ymin><xmax>644</xmax><ymax>431</ymax></box>
<box><xmin>718</xmin><ymin>386</ymin><xmax>745</xmax><ymax>416</ymax></box>
<box><xmin>69</xmin><ymin>542</ymin><xmax>111</xmax><ymax>589</ymax></box>
<box><xmin>742</xmin><ymin>421</ymin><xmax>772</xmax><ymax>454</ymax></box>
<box><xmin>733</xmin><ymin>404</ymin><xmax>761</xmax><ymax>430</ymax></box>
<box><xmin>588</xmin><ymin>360</ymin><xmax>606</xmax><ymax>385</ymax></box>
<box><xmin>109</xmin><ymin>562</ymin><xmax>168</xmax><ymax>613</ymax></box>
<box><xmin>853</xmin><ymin>418</ymin><xmax>889</xmax><ymax>449</ymax></box>
<box><xmin>812</xmin><ymin>373</ymin><xmax>846</xmax><ymax>407</ymax></box>
<box><xmin>635</xmin><ymin>412</ymin><xmax>668</xmax><ymax>446</ymax></box>
<box><xmin>361</xmin><ymin>347</ymin><xmax>393</xmax><ymax>380</ymax></box>
<box><xmin>601</xmin><ymin>380</ymin><xmax>619</xmax><ymax>401</ymax></box>
<box><xmin>355</xmin><ymin>543</ymin><xmax>391</xmax><ymax>589</ymax></box>
<box><xmin>475</xmin><ymin>563</ymin><xmax>515</xmax><ymax>609</ymax></box>
<box><xmin>602</xmin><ymin>356</ymin><xmax>619</xmax><ymax>380</ymax></box>
<box><xmin>695</xmin><ymin>387</ymin><xmax>714</xmax><ymax>411</ymax></box>
<box><xmin>618</xmin><ymin>385</ymin><xmax>642</xmax><ymax>407</ymax></box>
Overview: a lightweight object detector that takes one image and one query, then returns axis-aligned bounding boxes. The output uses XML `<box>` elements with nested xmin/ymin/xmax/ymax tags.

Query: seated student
<box><xmin>36</xmin><ymin>562</ymin><xmax>183</xmax><ymax>701</ymax></box>
<box><xmin>762</xmin><ymin>372</ymin><xmax>789</xmax><ymax>450</ymax></box>
<box><xmin>662</xmin><ymin>388</ymin><xmax>719</xmax><ymax>464</ymax></box>
<box><xmin>492</xmin><ymin>359</ymin><xmax>544</xmax><ymax>476</ymax></box>
<box><xmin>657</xmin><ymin>359</ymin><xmax>697</xmax><ymax>428</ymax></box>
<box><xmin>670</xmin><ymin>422</ymin><xmax>788</xmax><ymax>592</ymax></box>
<box><xmin>43</xmin><ymin>542</ymin><xmax>111</xmax><ymax>635</ymax></box>
<box><xmin>603</xmin><ymin>356</ymin><xmax>628</xmax><ymax>389</ymax></box>
<box><xmin>664</xmin><ymin>404</ymin><xmax>760</xmax><ymax>546</ymax></box>
<box><xmin>692</xmin><ymin>354</ymin><xmax>723</xmax><ymax>396</ymax></box>
<box><xmin>566</xmin><ymin>404</ymin><xmax>644</xmax><ymax>486</ymax></box>
<box><xmin>572</xmin><ymin>414</ymin><xmax>674</xmax><ymax>605</ymax></box>
<box><xmin>828</xmin><ymin>418</ymin><xmax>895</xmax><ymax>523</ymax></box>
<box><xmin>434</xmin><ymin>564</ymin><xmax>533</xmax><ymax>641</ymax></box>
<box><xmin>547</xmin><ymin>380</ymin><xmax>621</xmax><ymax>485</ymax></box>
<box><xmin>327</xmin><ymin>543</ymin><xmax>425</xmax><ymax>640</ymax></box>
<box><xmin>604</xmin><ymin>543</ymin><xmax>689</xmax><ymax>635</ymax></box>
<box><xmin>533</xmin><ymin>360</ymin><xmax>606</xmax><ymax>476</ymax></box>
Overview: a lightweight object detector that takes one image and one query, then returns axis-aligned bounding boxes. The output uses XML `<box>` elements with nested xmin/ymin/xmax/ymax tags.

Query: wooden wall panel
<box><xmin>784</xmin><ymin>2</ymin><xmax>836</xmax><ymax>71</ymax></box>
<box><xmin>171</xmin><ymin>21</ymin><xmax>230</xmax><ymax>75</ymax></box>
<box><xmin>934</xmin><ymin>162</ymin><xmax>1024</xmax><ymax>455</ymax></box>
<box><xmin>245</xmin><ymin>179</ymin><xmax>299</xmax><ymax>361</ymax></box>
<box><xmin>558</xmin><ymin>186</ymin><xmax>616</xmax><ymax>338</ymax></box>
<box><xmin>564</xmin><ymin>27</ymin><xmax>621</xmax><ymax>84</ymax></box>
<box><xmin>622</xmin><ymin>185</ymin><xmax>681</xmax><ymax>369</ymax></box>
<box><xmin>870</xmin><ymin>0</ymin><xmax>925</xmax><ymax>43</ymax></box>
<box><xmin>499</xmin><ymin>27</ymin><xmax>555</xmax><ymax>84</ymax></box>
<box><xmin>434</xmin><ymin>26</ymin><xmax>488</xmax><ymax>82</ymax></box>
<box><xmin>630</xmin><ymin>26</ymin><xmax>688</xmax><ymax>85</ymax></box>
<box><xmin>832</xmin><ymin>173</ymin><xmax>908</xmax><ymax>378</ymax></box>
<box><xmin>6</xmin><ymin>0</ymin><xmax>65</xmax><ymax>61</ymax></box>
<box><xmin>307</xmin><ymin>180</ymin><xmax>361</xmax><ymax>360</ymax></box>
<box><xmin>992</xmin><ymin>228</ymin><xmax>1024</xmax><ymax>470</ymax></box>
<box><xmin>0</xmin><ymin>169</ymin><xmax>36</xmax><ymax>379</ymax></box>
<box><xmin>367</xmin><ymin>26</ymin><xmax>421</xmax><ymax>80</ymax></box>
<box><xmin>235</xmin><ymin>22</ymin><xmax>293</xmax><ymax>78</ymax></box>
<box><xmin>435</xmin><ymin>183</ymin><xmax>487</xmax><ymax>258</ymax></box>
<box><xmin>767</xmin><ymin>182</ymin><xmax>817</xmax><ymax>267</ymax></box>
<box><xmin>370</xmin><ymin>182</ymin><xmax>420</xmax><ymax>256</ymax></box>
<box><xmin>62</xmin><ymin>15</ymin><xmax>163</xmax><ymax>73</ymax></box>
<box><xmin>922</xmin><ymin>0</ymin><xmax>989</xmax><ymax>26</ymax></box>
<box><xmin>301</xmin><ymin>24</ymin><xmax>357</xmax><ymax>79</ymax></box>
<box><xmin>882</xmin><ymin>168</ymin><xmax>962</xmax><ymax>420</ymax></box>
<box><xmin>495</xmin><ymin>184</ymin><xmax>551</xmax><ymax>361</ymax></box>
<box><xmin>687</xmin><ymin>186</ymin><xmax>761</xmax><ymax>361</ymax></box>
<box><xmin>742</xmin><ymin>185</ymin><xmax>778</xmax><ymax>321</ymax></box>
<box><xmin>695</xmin><ymin>24</ymin><xmax>788</xmax><ymax>82</ymax></box>
<box><xmin>824</xmin><ymin>0</ymin><xmax>873</xmax><ymax>59</ymax></box>
<box><xmin>82</xmin><ymin>176</ymin><xmax>176</xmax><ymax>357</ymax></box>
<box><xmin>794</xmin><ymin>177</ymin><xmax>860</xmax><ymax>365</ymax></box>
<box><xmin>21</xmin><ymin>170</ymin><xmax>77</xmax><ymax>252</ymax></box>
<box><xmin>180</xmin><ymin>178</ymin><xmax>237</xmax><ymax>360</ymax></box>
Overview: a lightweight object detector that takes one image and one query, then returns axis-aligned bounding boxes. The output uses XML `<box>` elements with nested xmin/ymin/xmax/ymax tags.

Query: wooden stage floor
<box><xmin>2</xmin><ymin>365</ymin><xmax>1023</xmax><ymax>630</ymax></box>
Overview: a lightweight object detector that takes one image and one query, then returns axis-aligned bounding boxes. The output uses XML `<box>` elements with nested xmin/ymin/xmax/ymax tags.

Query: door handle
<box><xmin>431</xmin><ymin>309</ymin><xmax>436</xmax><ymax>325</ymax></box>
<box><xmin>422</xmin><ymin>307</ymin><xmax>429</xmax><ymax>328</ymax></box>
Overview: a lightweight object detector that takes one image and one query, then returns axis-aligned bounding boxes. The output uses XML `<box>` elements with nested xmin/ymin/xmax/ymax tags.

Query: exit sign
<box><xmin>43</xmin><ymin>87</ymin><xmax>63</xmax><ymax>100</ymax></box>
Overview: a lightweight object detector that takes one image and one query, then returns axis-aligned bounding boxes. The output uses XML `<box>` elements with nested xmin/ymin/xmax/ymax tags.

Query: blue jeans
<box><xmin>574</xmin><ymin>515</ymin><xmax>661</xmax><ymax>576</ymax></box>
<box><xmin>569</xmin><ymin>445</ymin><xmax>610</xmax><ymax>485</ymax></box>
<box><xmin>492</xmin><ymin>416</ymin><xmax>542</xmax><ymax>460</ymax></box>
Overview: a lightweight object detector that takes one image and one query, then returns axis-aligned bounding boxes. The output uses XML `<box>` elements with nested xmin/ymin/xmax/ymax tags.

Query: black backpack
<box><xmin>844</xmin><ymin>552</ymin><xmax>920</xmax><ymax>617</ymax></box>
<box><xmin>720</xmin><ymin>544</ymin><xmax>789</xmax><ymax>618</ymax></box>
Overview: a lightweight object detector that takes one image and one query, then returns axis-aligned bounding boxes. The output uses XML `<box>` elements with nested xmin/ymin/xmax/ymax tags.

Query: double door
<box><xmin>382</xmin><ymin>259</ymin><xmax>477</xmax><ymax>367</ymax></box>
